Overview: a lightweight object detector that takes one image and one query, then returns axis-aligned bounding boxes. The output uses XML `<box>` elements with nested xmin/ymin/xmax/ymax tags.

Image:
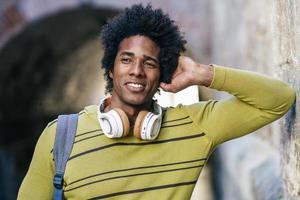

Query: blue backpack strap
<box><xmin>53</xmin><ymin>114</ymin><xmax>78</xmax><ymax>200</ymax></box>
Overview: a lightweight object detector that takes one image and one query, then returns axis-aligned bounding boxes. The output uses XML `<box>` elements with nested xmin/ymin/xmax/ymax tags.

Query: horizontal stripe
<box><xmin>76</xmin><ymin>129</ymin><xmax>102</xmax><ymax>138</ymax></box>
<box><xmin>65</xmin><ymin>165</ymin><xmax>202</xmax><ymax>192</ymax></box>
<box><xmin>161</xmin><ymin>121</ymin><xmax>193</xmax><ymax>128</ymax></box>
<box><xmin>87</xmin><ymin>180</ymin><xmax>197</xmax><ymax>200</ymax></box>
<box><xmin>162</xmin><ymin>116</ymin><xmax>189</xmax><ymax>124</ymax></box>
<box><xmin>68</xmin><ymin>158</ymin><xmax>207</xmax><ymax>186</ymax></box>
<box><xmin>74</xmin><ymin>133</ymin><xmax>104</xmax><ymax>144</ymax></box>
<box><xmin>68</xmin><ymin>133</ymin><xmax>205</xmax><ymax>161</ymax></box>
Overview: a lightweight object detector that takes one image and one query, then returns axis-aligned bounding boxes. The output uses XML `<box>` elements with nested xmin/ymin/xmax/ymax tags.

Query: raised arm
<box><xmin>161</xmin><ymin>56</ymin><xmax>296</xmax><ymax>145</ymax></box>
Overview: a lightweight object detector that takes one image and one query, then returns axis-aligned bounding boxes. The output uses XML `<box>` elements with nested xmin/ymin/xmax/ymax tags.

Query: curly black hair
<box><xmin>100</xmin><ymin>3</ymin><xmax>186</xmax><ymax>93</ymax></box>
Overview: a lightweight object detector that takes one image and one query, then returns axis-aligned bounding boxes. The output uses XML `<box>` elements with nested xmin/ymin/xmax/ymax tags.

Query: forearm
<box><xmin>208</xmin><ymin>65</ymin><xmax>296</xmax><ymax>114</ymax></box>
<box><xmin>185</xmin><ymin>64</ymin><xmax>296</xmax><ymax>145</ymax></box>
<box><xmin>193</xmin><ymin>63</ymin><xmax>214</xmax><ymax>87</ymax></box>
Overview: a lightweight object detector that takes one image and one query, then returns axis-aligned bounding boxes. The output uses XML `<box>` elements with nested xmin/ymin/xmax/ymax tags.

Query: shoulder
<box><xmin>160</xmin><ymin>101</ymin><xmax>216</xmax><ymax>127</ymax></box>
<box><xmin>163</xmin><ymin>100</ymin><xmax>217</xmax><ymax>119</ymax></box>
<box><xmin>38</xmin><ymin>105</ymin><xmax>100</xmax><ymax>148</ymax></box>
<box><xmin>76</xmin><ymin>105</ymin><xmax>101</xmax><ymax>134</ymax></box>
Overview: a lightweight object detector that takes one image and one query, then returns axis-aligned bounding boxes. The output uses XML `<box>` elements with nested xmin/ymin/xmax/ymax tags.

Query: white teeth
<box><xmin>127</xmin><ymin>83</ymin><xmax>144</xmax><ymax>88</ymax></box>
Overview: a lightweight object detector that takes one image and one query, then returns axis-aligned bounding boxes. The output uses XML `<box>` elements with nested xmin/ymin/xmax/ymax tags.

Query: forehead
<box><xmin>117</xmin><ymin>35</ymin><xmax>160</xmax><ymax>57</ymax></box>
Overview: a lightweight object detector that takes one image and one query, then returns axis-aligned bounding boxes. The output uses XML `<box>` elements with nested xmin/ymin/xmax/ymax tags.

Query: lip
<box><xmin>124</xmin><ymin>81</ymin><xmax>146</xmax><ymax>93</ymax></box>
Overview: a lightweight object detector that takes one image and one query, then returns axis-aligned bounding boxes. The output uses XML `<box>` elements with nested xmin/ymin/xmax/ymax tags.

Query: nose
<box><xmin>130</xmin><ymin>60</ymin><xmax>145</xmax><ymax>77</ymax></box>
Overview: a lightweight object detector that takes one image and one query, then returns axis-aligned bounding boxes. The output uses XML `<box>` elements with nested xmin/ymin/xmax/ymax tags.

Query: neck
<box><xmin>105</xmin><ymin>96</ymin><xmax>152</xmax><ymax>126</ymax></box>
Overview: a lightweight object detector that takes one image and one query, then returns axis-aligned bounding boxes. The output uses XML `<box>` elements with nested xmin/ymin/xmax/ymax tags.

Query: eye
<box><xmin>121</xmin><ymin>57</ymin><xmax>131</xmax><ymax>64</ymax></box>
<box><xmin>144</xmin><ymin>61</ymin><xmax>157</xmax><ymax>68</ymax></box>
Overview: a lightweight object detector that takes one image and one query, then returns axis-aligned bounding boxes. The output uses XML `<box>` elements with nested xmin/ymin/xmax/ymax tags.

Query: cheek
<box><xmin>151</xmin><ymin>73</ymin><xmax>160</xmax><ymax>88</ymax></box>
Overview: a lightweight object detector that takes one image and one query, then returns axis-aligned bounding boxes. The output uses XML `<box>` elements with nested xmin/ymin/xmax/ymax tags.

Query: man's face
<box><xmin>110</xmin><ymin>35</ymin><xmax>160</xmax><ymax>107</ymax></box>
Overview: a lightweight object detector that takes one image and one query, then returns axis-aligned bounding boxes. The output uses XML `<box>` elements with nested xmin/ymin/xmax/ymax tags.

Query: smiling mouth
<box><xmin>125</xmin><ymin>82</ymin><xmax>146</xmax><ymax>92</ymax></box>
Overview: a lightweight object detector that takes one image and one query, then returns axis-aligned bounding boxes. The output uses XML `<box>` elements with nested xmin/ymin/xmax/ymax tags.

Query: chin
<box><xmin>124</xmin><ymin>96</ymin><xmax>150</xmax><ymax>106</ymax></box>
<box><xmin>126</xmin><ymin>99</ymin><xmax>146</xmax><ymax>106</ymax></box>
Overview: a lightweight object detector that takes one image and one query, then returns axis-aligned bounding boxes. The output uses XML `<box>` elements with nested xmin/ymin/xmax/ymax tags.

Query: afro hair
<box><xmin>100</xmin><ymin>3</ymin><xmax>186</xmax><ymax>93</ymax></box>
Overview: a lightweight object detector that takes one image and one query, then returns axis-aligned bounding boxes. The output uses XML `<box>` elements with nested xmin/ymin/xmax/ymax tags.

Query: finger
<box><xmin>160</xmin><ymin>82</ymin><xmax>184</xmax><ymax>93</ymax></box>
<box><xmin>160</xmin><ymin>82</ymin><xmax>170</xmax><ymax>91</ymax></box>
<box><xmin>160</xmin><ymin>82</ymin><xmax>175</xmax><ymax>92</ymax></box>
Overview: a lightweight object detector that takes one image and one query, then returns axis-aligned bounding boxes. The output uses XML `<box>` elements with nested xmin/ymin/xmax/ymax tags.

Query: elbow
<box><xmin>284</xmin><ymin>86</ymin><xmax>296</xmax><ymax>109</ymax></box>
<box><xmin>276</xmin><ymin>85</ymin><xmax>296</xmax><ymax>116</ymax></box>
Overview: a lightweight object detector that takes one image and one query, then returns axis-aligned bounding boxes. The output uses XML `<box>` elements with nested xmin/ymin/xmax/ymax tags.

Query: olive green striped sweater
<box><xmin>18</xmin><ymin>65</ymin><xmax>296</xmax><ymax>200</ymax></box>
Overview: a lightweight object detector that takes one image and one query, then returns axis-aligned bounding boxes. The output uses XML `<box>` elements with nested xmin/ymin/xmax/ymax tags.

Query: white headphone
<box><xmin>97</xmin><ymin>97</ymin><xmax>163</xmax><ymax>140</ymax></box>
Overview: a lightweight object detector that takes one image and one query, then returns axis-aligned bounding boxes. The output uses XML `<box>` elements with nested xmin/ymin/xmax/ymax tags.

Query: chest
<box><xmin>63</xmin><ymin>123</ymin><xmax>212</xmax><ymax>199</ymax></box>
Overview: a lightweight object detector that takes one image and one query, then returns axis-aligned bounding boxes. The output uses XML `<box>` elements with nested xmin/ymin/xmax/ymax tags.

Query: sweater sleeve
<box><xmin>184</xmin><ymin>64</ymin><xmax>296</xmax><ymax>146</ymax></box>
<box><xmin>17</xmin><ymin>123</ymin><xmax>56</xmax><ymax>200</ymax></box>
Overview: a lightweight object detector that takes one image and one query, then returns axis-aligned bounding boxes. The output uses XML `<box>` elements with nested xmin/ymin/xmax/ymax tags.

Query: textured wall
<box><xmin>276</xmin><ymin>0</ymin><xmax>300</xmax><ymax>199</ymax></box>
<box><xmin>210</xmin><ymin>0</ymin><xmax>299</xmax><ymax>199</ymax></box>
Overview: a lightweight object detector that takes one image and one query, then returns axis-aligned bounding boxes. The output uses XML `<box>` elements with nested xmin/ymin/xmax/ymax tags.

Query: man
<box><xmin>18</xmin><ymin>4</ymin><xmax>296</xmax><ymax>199</ymax></box>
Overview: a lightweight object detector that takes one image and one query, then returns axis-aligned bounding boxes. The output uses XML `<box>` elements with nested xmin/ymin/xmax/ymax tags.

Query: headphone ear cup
<box><xmin>133</xmin><ymin>111</ymin><xmax>149</xmax><ymax>139</ymax></box>
<box><xmin>113</xmin><ymin>108</ymin><xmax>130</xmax><ymax>137</ymax></box>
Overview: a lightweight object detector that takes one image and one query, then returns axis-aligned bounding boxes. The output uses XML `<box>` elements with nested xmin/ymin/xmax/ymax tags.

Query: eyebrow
<box><xmin>144</xmin><ymin>55</ymin><xmax>159</xmax><ymax>65</ymax></box>
<box><xmin>120</xmin><ymin>51</ymin><xmax>159</xmax><ymax>64</ymax></box>
<box><xmin>120</xmin><ymin>51</ymin><xmax>134</xmax><ymax>57</ymax></box>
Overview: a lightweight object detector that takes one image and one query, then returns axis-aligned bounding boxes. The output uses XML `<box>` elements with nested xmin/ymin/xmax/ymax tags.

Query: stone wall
<box><xmin>210</xmin><ymin>0</ymin><xmax>300</xmax><ymax>199</ymax></box>
<box><xmin>277</xmin><ymin>0</ymin><xmax>300</xmax><ymax>199</ymax></box>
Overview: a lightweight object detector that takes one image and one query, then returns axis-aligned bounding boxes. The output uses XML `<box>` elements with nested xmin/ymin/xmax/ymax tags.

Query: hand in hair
<box><xmin>160</xmin><ymin>56</ymin><xmax>214</xmax><ymax>93</ymax></box>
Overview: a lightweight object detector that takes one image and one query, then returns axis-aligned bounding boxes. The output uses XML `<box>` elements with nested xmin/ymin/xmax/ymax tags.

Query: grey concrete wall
<box><xmin>210</xmin><ymin>0</ymin><xmax>299</xmax><ymax>199</ymax></box>
<box><xmin>276</xmin><ymin>0</ymin><xmax>300</xmax><ymax>199</ymax></box>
